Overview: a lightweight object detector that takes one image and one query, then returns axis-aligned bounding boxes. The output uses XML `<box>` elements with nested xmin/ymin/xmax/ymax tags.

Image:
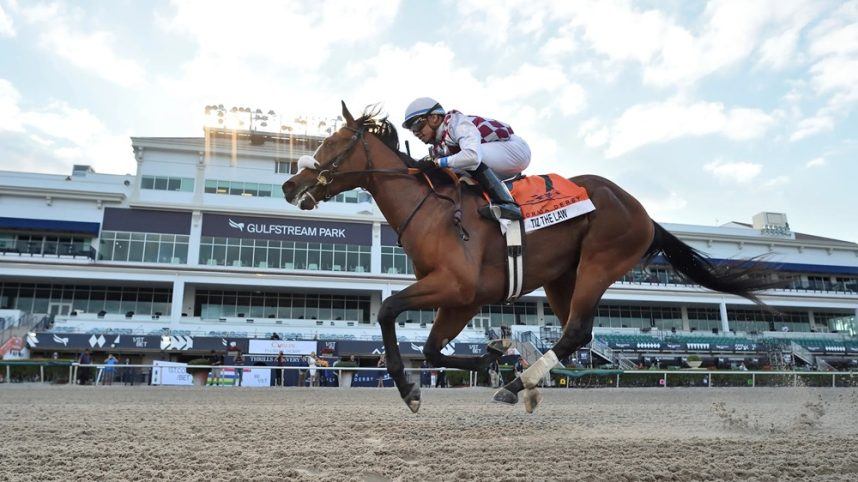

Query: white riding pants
<box><xmin>477</xmin><ymin>135</ymin><xmax>531</xmax><ymax>179</ymax></box>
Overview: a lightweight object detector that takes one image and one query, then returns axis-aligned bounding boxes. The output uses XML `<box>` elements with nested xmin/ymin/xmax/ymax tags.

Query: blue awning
<box><xmin>649</xmin><ymin>255</ymin><xmax>858</xmax><ymax>275</ymax></box>
<box><xmin>0</xmin><ymin>217</ymin><xmax>101</xmax><ymax>235</ymax></box>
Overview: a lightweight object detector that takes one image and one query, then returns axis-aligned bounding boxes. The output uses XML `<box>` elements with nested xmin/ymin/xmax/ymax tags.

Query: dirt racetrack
<box><xmin>1</xmin><ymin>385</ymin><xmax>857</xmax><ymax>481</ymax></box>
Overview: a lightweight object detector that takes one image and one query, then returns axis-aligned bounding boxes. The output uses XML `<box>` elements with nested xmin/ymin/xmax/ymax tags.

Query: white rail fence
<box><xmin>2</xmin><ymin>362</ymin><xmax>857</xmax><ymax>389</ymax></box>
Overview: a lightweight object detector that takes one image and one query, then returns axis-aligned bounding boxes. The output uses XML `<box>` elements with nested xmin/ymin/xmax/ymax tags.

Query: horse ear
<box><xmin>341</xmin><ymin>100</ymin><xmax>355</xmax><ymax>126</ymax></box>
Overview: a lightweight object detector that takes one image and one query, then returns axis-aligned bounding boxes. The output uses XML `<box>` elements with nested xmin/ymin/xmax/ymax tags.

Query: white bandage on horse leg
<box><xmin>520</xmin><ymin>350</ymin><xmax>559</xmax><ymax>389</ymax></box>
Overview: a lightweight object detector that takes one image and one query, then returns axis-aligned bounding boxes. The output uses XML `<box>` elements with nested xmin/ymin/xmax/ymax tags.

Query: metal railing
<box><xmin>590</xmin><ymin>338</ymin><xmax>637</xmax><ymax>370</ymax></box>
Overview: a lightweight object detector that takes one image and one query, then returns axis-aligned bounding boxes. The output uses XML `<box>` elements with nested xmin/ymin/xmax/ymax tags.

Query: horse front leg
<box><xmin>377</xmin><ymin>273</ymin><xmax>468</xmax><ymax>413</ymax></box>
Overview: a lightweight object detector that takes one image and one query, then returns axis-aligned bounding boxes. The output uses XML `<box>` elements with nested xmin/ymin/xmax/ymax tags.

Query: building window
<box><xmin>195</xmin><ymin>290</ymin><xmax>370</xmax><ymax>322</ymax></box>
<box><xmin>0</xmin><ymin>233</ymin><xmax>92</xmax><ymax>258</ymax></box>
<box><xmin>687</xmin><ymin>307</ymin><xmax>721</xmax><ymax>331</ymax></box>
<box><xmin>0</xmin><ymin>282</ymin><xmax>170</xmax><ymax>316</ymax></box>
<box><xmin>479</xmin><ymin>302</ymin><xmax>538</xmax><ymax>327</ymax></box>
<box><xmin>381</xmin><ymin>246</ymin><xmax>413</xmax><ymax>275</ymax></box>
<box><xmin>727</xmin><ymin>309</ymin><xmax>811</xmax><ymax>333</ymax></box>
<box><xmin>141</xmin><ymin>176</ymin><xmax>194</xmax><ymax>192</ymax></box>
<box><xmin>592</xmin><ymin>305</ymin><xmax>682</xmax><ymax>330</ymax></box>
<box><xmin>332</xmin><ymin>190</ymin><xmax>373</xmax><ymax>204</ymax></box>
<box><xmin>199</xmin><ymin>236</ymin><xmax>370</xmax><ymax>272</ymax></box>
<box><xmin>99</xmin><ymin>231</ymin><xmax>189</xmax><ymax>264</ymax></box>
<box><xmin>275</xmin><ymin>160</ymin><xmax>299</xmax><ymax>174</ymax></box>
<box><xmin>204</xmin><ymin>178</ymin><xmax>369</xmax><ymax>203</ymax></box>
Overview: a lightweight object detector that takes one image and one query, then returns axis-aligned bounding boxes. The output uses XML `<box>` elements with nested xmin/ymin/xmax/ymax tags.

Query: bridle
<box><xmin>296</xmin><ymin>124</ymin><xmax>469</xmax><ymax>244</ymax></box>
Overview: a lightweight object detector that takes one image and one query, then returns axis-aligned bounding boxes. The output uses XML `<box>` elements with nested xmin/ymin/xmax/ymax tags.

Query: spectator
<box><xmin>103</xmin><ymin>354</ymin><xmax>118</xmax><ymax>386</ymax></box>
<box><xmin>78</xmin><ymin>350</ymin><xmax>92</xmax><ymax>385</ymax></box>
<box><xmin>420</xmin><ymin>359</ymin><xmax>431</xmax><ymax>388</ymax></box>
<box><xmin>488</xmin><ymin>359</ymin><xmax>500</xmax><ymax>388</ymax></box>
<box><xmin>273</xmin><ymin>351</ymin><xmax>286</xmax><ymax>387</ymax></box>
<box><xmin>307</xmin><ymin>352</ymin><xmax>317</xmax><ymax>387</ymax></box>
<box><xmin>234</xmin><ymin>353</ymin><xmax>244</xmax><ymax>387</ymax></box>
<box><xmin>436</xmin><ymin>367</ymin><xmax>447</xmax><ymax>388</ymax></box>
<box><xmin>738</xmin><ymin>362</ymin><xmax>748</xmax><ymax>371</ymax></box>
<box><xmin>315</xmin><ymin>354</ymin><xmax>330</xmax><ymax>387</ymax></box>
<box><xmin>207</xmin><ymin>350</ymin><xmax>223</xmax><ymax>386</ymax></box>
<box><xmin>514</xmin><ymin>357</ymin><xmax>528</xmax><ymax>379</ymax></box>
<box><xmin>376</xmin><ymin>354</ymin><xmax>386</xmax><ymax>388</ymax></box>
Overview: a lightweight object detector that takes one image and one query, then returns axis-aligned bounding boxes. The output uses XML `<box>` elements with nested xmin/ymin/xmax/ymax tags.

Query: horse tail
<box><xmin>644</xmin><ymin>222</ymin><xmax>785</xmax><ymax>306</ymax></box>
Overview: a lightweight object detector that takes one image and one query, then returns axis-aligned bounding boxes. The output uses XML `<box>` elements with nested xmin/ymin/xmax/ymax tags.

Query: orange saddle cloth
<box><xmin>508</xmin><ymin>174</ymin><xmax>596</xmax><ymax>232</ymax></box>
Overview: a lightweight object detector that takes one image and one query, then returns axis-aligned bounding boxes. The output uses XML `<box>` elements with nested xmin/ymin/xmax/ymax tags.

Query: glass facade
<box><xmin>275</xmin><ymin>160</ymin><xmax>299</xmax><ymax>174</ymax></box>
<box><xmin>199</xmin><ymin>236</ymin><xmax>370</xmax><ymax>271</ymax></box>
<box><xmin>593</xmin><ymin>305</ymin><xmax>683</xmax><ymax>329</ymax></box>
<box><xmin>727</xmin><ymin>309</ymin><xmax>811</xmax><ymax>332</ymax></box>
<box><xmin>687</xmin><ymin>307</ymin><xmax>721</xmax><ymax>331</ymax></box>
<box><xmin>195</xmin><ymin>290</ymin><xmax>370</xmax><ymax>322</ymax></box>
<box><xmin>814</xmin><ymin>311</ymin><xmax>856</xmax><ymax>335</ymax></box>
<box><xmin>205</xmin><ymin>179</ymin><xmax>370</xmax><ymax>204</ymax></box>
<box><xmin>99</xmin><ymin>231</ymin><xmax>190</xmax><ymax>264</ymax></box>
<box><xmin>0</xmin><ymin>282</ymin><xmax>171</xmax><ymax>315</ymax></box>
<box><xmin>0</xmin><ymin>232</ymin><xmax>92</xmax><ymax>257</ymax></box>
<box><xmin>141</xmin><ymin>175</ymin><xmax>194</xmax><ymax>192</ymax></box>
<box><xmin>479</xmin><ymin>302</ymin><xmax>539</xmax><ymax>327</ymax></box>
<box><xmin>205</xmin><ymin>179</ymin><xmax>283</xmax><ymax>198</ymax></box>
<box><xmin>381</xmin><ymin>246</ymin><xmax>413</xmax><ymax>275</ymax></box>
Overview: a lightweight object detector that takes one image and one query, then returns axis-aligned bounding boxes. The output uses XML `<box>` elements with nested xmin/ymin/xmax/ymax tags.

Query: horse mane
<box><xmin>356</xmin><ymin>105</ymin><xmax>418</xmax><ymax>168</ymax></box>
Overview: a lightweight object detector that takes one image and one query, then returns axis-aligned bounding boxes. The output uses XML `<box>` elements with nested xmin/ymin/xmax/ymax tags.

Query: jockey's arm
<box><xmin>438</xmin><ymin>115</ymin><xmax>481</xmax><ymax>171</ymax></box>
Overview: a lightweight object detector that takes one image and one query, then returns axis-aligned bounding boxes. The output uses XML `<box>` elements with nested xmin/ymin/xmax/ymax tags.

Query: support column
<box><xmin>808</xmin><ymin>310</ymin><xmax>817</xmax><ymax>332</ymax></box>
<box><xmin>536</xmin><ymin>299</ymin><xmax>545</xmax><ymax>325</ymax></box>
<box><xmin>680</xmin><ymin>306</ymin><xmax>690</xmax><ymax>332</ymax></box>
<box><xmin>170</xmin><ymin>280</ymin><xmax>185</xmax><ymax>329</ymax></box>
<box><xmin>182</xmin><ymin>285</ymin><xmax>195</xmax><ymax>318</ymax></box>
<box><xmin>370</xmin><ymin>290</ymin><xmax>386</xmax><ymax>324</ymax></box>
<box><xmin>188</xmin><ymin>211</ymin><xmax>202</xmax><ymax>266</ymax></box>
<box><xmin>371</xmin><ymin>223</ymin><xmax>382</xmax><ymax>274</ymax></box>
<box><xmin>719</xmin><ymin>301</ymin><xmax>730</xmax><ymax>333</ymax></box>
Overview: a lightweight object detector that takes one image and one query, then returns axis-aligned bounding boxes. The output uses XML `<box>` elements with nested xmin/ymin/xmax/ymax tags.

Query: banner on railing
<box><xmin>151</xmin><ymin>360</ymin><xmax>193</xmax><ymax>386</ymax></box>
<box><xmin>248</xmin><ymin>340</ymin><xmax>317</xmax><ymax>355</ymax></box>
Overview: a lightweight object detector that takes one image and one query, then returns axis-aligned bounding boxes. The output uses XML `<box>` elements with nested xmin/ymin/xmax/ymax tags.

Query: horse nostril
<box><xmin>282</xmin><ymin>181</ymin><xmax>295</xmax><ymax>198</ymax></box>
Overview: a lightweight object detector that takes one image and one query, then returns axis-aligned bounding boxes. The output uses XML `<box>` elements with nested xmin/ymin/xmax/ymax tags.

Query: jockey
<box><xmin>402</xmin><ymin>97</ymin><xmax>530</xmax><ymax>220</ymax></box>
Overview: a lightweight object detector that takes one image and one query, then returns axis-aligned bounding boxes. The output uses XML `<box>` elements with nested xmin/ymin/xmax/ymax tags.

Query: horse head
<box><xmin>282</xmin><ymin>101</ymin><xmax>391</xmax><ymax>210</ymax></box>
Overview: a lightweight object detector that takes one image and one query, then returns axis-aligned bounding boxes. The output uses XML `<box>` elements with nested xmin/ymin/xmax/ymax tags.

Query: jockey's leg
<box><xmin>377</xmin><ymin>271</ymin><xmax>470</xmax><ymax>413</ymax></box>
<box><xmin>422</xmin><ymin>306</ymin><xmax>506</xmax><ymax>371</ymax></box>
<box><xmin>471</xmin><ymin>135</ymin><xmax>531</xmax><ymax>221</ymax></box>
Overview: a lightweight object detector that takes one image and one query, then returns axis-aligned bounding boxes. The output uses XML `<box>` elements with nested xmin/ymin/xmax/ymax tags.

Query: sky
<box><xmin>0</xmin><ymin>0</ymin><xmax>856</xmax><ymax>242</ymax></box>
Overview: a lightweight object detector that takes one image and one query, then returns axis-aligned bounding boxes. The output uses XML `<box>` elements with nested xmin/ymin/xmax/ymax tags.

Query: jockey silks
<box><xmin>430</xmin><ymin>110</ymin><xmax>517</xmax><ymax>171</ymax></box>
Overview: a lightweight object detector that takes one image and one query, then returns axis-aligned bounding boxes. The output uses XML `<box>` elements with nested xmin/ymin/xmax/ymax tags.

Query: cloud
<box><xmin>805</xmin><ymin>157</ymin><xmax>826</xmax><ymax>168</ymax></box>
<box><xmin>790</xmin><ymin>114</ymin><xmax>834</xmax><ymax>141</ymax></box>
<box><xmin>638</xmin><ymin>191</ymin><xmax>687</xmax><ymax>220</ymax></box>
<box><xmin>163</xmin><ymin>0</ymin><xmax>400</xmax><ymax>70</ymax></box>
<box><xmin>15</xmin><ymin>3</ymin><xmax>146</xmax><ymax>88</ymax></box>
<box><xmin>703</xmin><ymin>160</ymin><xmax>763</xmax><ymax>183</ymax></box>
<box><xmin>593</xmin><ymin>98</ymin><xmax>775</xmax><ymax>158</ymax></box>
<box><xmin>0</xmin><ymin>3</ymin><xmax>15</xmax><ymax>37</ymax></box>
<box><xmin>0</xmin><ymin>78</ymin><xmax>24</xmax><ymax>132</ymax></box>
<box><xmin>762</xmin><ymin>175</ymin><xmax>790</xmax><ymax>188</ymax></box>
<box><xmin>0</xmin><ymin>78</ymin><xmax>132</xmax><ymax>173</ymax></box>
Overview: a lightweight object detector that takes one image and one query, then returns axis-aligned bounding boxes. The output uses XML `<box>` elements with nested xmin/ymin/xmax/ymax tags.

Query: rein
<box><xmin>301</xmin><ymin>126</ymin><xmax>470</xmax><ymax>245</ymax></box>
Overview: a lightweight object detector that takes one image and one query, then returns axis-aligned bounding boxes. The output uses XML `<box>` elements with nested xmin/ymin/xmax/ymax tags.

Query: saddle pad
<box><xmin>509</xmin><ymin>174</ymin><xmax>596</xmax><ymax>233</ymax></box>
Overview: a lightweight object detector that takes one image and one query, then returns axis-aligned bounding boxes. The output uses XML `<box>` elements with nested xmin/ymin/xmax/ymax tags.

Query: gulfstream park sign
<box><xmin>202</xmin><ymin>213</ymin><xmax>372</xmax><ymax>245</ymax></box>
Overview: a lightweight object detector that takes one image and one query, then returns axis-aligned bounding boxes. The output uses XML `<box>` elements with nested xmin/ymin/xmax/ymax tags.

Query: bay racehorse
<box><xmin>282</xmin><ymin>102</ymin><xmax>781</xmax><ymax>413</ymax></box>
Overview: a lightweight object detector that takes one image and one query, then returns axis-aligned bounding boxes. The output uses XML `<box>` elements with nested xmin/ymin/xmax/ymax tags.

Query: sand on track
<box><xmin>1</xmin><ymin>385</ymin><xmax>857</xmax><ymax>481</ymax></box>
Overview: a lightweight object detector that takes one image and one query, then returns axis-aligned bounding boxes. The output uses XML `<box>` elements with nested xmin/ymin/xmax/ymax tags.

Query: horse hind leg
<box><xmin>491</xmin><ymin>273</ymin><xmax>575</xmax><ymax>406</ymax></box>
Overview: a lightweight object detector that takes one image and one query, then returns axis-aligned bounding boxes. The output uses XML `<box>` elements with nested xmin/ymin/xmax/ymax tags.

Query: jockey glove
<box><xmin>416</xmin><ymin>155</ymin><xmax>438</xmax><ymax>172</ymax></box>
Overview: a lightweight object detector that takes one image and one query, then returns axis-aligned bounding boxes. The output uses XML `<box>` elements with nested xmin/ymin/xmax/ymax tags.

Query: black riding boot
<box><xmin>472</xmin><ymin>163</ymin><xmax>522</xmax><ymax>220</ymax></box>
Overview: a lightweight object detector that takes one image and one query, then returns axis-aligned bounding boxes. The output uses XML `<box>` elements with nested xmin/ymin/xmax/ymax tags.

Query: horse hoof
<box><xmin>492</xmin><ymin>388</ymin><xmax>518</xmax><ymax>405</ymax></box>
<box><xmin>403</xmin><ymin>385</ymin><xmax>421</xmax><ymax>413</ymax></box>
<box><xmin>487</xmin><ymin>339</ymin><xmax>512</xmax><ymax>355</ymax></box>
<box><xmin>523</xmin><ymin>388</ymin><xmax>542</xmax><ymax>414</ymax></box>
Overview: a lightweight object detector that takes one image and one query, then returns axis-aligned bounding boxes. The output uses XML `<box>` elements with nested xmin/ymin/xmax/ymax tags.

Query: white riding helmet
<box><xmin>402</xmin><ymin>97</ymin><xmax>445</xmax><ymax>129</ymax></box>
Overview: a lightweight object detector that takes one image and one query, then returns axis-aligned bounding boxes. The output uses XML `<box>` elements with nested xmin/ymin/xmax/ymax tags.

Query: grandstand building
<box><xmin>1</xmin><ymin>126</ymin><xmax>857</xmax><ymax>369</ymax></box>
